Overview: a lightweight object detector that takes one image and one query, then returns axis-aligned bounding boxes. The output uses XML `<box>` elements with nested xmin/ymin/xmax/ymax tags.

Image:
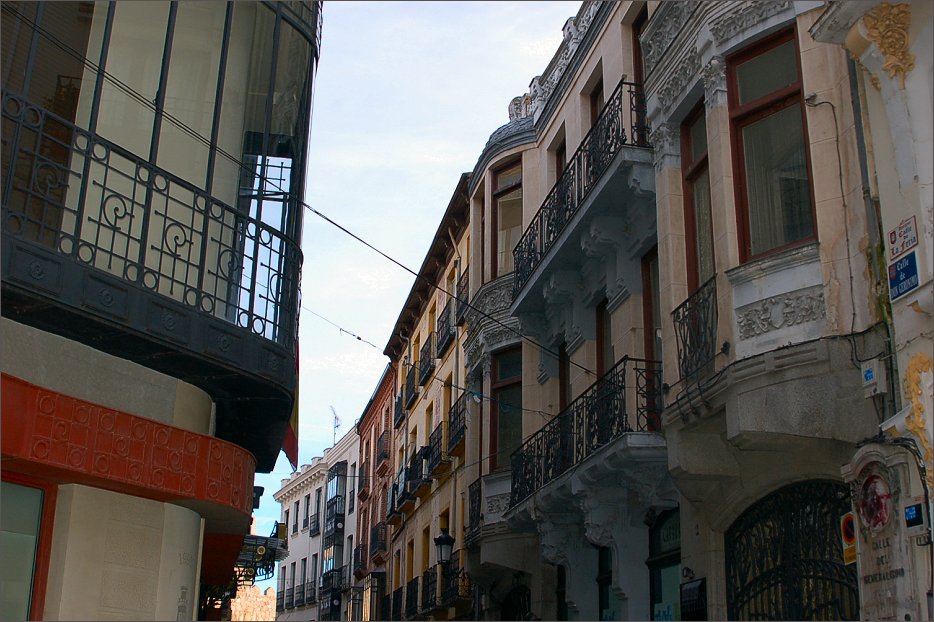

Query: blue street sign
<box><xmin>889</xmin><ymin>251</ymin><xmax>919</xmax><ymax>301</ymax></box>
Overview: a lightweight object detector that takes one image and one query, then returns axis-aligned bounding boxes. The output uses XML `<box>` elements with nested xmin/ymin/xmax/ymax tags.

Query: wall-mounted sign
<box><xmin>840</xmin><ymin>511</ymin><xmax>857</xmax><ymax>565</ymax></box>
<box><xmin>888</xmin><ymin>216</ymin><xmax>918</xmax><ymax>260</ymax></box>
<box><xmin>889</xmin><ymin>251</ymin><xmax>919</xmax><ymax>301</ymax></box>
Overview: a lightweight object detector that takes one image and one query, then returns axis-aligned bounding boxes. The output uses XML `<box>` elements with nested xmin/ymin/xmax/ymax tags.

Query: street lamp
<box><xmin>434</xmin><ymin>527</ymin><xmax>455</xmax><ymax>564</ymax></box>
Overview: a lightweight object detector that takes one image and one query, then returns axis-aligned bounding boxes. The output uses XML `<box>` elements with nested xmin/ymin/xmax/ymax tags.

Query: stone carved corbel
<box><xmin>862</xmin><ymin>3</ymin><xmax>915</xmax><ymax>88</ymax></box>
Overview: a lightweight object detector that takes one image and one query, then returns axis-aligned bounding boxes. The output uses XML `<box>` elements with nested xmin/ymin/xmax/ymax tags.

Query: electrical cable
<box><xmin>2</xmin><ymin>3</ymin><xmax>601</xmax><ymax>381</ymax></box>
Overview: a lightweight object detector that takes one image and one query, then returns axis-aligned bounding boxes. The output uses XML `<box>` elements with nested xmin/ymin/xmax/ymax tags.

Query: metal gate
<box><xmin>725</xmin><ymin>480</ymin><xmax>859</xmax><ymax>620</ymax></box>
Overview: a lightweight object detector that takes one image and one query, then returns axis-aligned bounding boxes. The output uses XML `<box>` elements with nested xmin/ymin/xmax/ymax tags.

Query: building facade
<box><xmin>275</xmin><ymin>427</ymin><xmax>361</xmax><ymax>621</ymax></box>
<box><xmin>1</xmin><ymin>1</ymin><xmax>320</xmax><ymax>620</ymax></box>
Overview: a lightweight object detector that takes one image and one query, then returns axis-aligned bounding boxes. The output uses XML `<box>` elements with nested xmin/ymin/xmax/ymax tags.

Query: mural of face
<box><xmin>857</xmin><ymin>474</ymin><xmax>893</xmax><ymax>532</ymax></box>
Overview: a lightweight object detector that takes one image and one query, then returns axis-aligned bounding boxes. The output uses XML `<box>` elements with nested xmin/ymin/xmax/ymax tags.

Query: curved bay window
<box><xmin>728</xmin><ymin>30</ymin><xmax>815</xmax><ymax>261</ymax></box>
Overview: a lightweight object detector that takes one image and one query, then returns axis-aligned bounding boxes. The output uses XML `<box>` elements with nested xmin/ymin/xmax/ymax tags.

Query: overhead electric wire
<box><xmin>4</xmin><ymin>3</ymin><xmax>601</xmax><ymax>382</ymax></box>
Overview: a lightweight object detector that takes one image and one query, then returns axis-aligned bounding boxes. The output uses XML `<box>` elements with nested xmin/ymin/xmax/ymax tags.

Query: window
<box><xmin>284</xmin><ymin>508</ymin><xmax>290</xmax><ymax>531</ymax></box>
<box><xmin>682</xmin><ymin>105</ymin><xmax>715</xmax><ymax>291</ymax></box>
<box><xmin>595</xmin><ymin>298</ymin><xmax>613</xmax><ymax>377</ymax></box>
<box><xmin>555</xmin><ymin>140</ymin><xmax>567</xmax><ymax>180</ymax></box>
<box><xmin>589</xmin><ymin>78</ymin><xmax>605</xmax><ymax>125</ymax></box>
<box><xmin>647</xmin><ymin>509</ymin><xmax>681</xmax><ymax>621</ymax></box>
<box><xmin>729</xmin><ymin>31</ymin><xmax>815</xmax><ymax>260</ymax></box>
<box><xmin>492</xmin><ymin>161</ymin><xmax>522</xmax><ymax>277</ymax></box>
<box><xmin>303</xmin><ymin>493</ymin><xmax>310</xmax><ymax>529</ymax></box>
<box><xmin>293</xmin><ymin>500</ymin><xmax>299</xmax><ymax>533</ymax></box>
<box><xmin>1</xmin><ymin>477</ymin><xmax>55</xmax><ymax>621</ymax></box>
<box><xmin>311</xmin><ymin>553</ymin><xmax>318</xmax><ymax>585</ymax></box>
<box><xmin>558</xmin><ymin>342</ymin><xmax>571</xmax><ymax>410</ymax></box>
<box><xmin>597</xmin><ymin>546</ymin><xmax>620</xmax><ymax>620</ymax></box>
<box><xmin>300</xmin><ymin>557</ymin><xmax>307</xmax><ymax>586</ymax></box>
<box><xmin>490</xmin><ymin>347</ymin><xmax>522</xmax><ymax>470</ymax></box>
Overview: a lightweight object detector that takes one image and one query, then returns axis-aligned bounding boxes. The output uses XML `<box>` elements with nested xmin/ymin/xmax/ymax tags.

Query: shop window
<box><xmin>729</xmin><ymin>31</ymin><xmax>815</xmax><ymax>261</ymax></box>
<box><xmin>647</xmin><ymin>508</ymin><xmax>681</xmax><ymax>621</ymax></box>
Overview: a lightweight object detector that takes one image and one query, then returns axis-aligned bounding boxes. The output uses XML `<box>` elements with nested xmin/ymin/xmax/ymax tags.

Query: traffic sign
<box><xmin>840</xmin><ymin>511</ymin><xmax>856</xmax><ymax>565</ymax></box>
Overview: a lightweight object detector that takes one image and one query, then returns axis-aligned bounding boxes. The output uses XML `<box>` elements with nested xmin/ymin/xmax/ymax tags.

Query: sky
<box><xmin>252</xmin><ymin>0</ymin><xmax>582</xmax><ymax>589</ymax></box>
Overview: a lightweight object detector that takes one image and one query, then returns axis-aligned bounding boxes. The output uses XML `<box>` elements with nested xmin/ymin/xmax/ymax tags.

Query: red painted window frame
<box><xmin>681</xmin><ymin>103</ymin><xmax>713</xmax><ymax>293</ymax></box>
<box><xmin>489</xmin><ymin>346</ymin><xmax>522</xmax><ymax>471</ymax></box>
<box><xmin>727</xmin><ymin>28</ymin><xmax>818</xmax><ymax>264</ymax></box>
<box><xmin>1</xmin><ymin>470</ymin><xmax>57</xmax><ymax>621</ymax></box>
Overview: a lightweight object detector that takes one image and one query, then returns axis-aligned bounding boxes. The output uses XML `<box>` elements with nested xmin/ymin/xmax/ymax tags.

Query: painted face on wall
<box><xmin>857</xmin><ymin>474</ymin><xmax>892</xmax><ymax>532</ymax></box>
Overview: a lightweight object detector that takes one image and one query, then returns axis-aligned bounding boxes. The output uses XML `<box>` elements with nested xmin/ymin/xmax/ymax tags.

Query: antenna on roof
<box><xmin>330</xmin><ymin>406</ymin><xmax>340</xmax><ymax>446</ymax></box>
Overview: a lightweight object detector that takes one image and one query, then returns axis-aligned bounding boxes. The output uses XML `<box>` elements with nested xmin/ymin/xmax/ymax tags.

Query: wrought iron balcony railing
<box><xmin>405</xmin><ymin>447</ymin><xmax>431</xmax><ymax>495</ymax></box>
<box><xmin>512</xmin><ymin>79</ymin><xmax>650</xmax><ymax>298</ymax></box>
<box><xmin>421</xmin><ymin>567</ymin><xmax>438</xmax><ymax>612</ymax></box>
<box><xmin>440</xmin><ymin>559</ymin><xmax>472</xmax><ymax>605</ymax></box>
<box><xmin>405</xmin><ymin>577</ymin><xmax>420</xmax><ymax>619</ymax></box>
<box><xmin>276</xmin><ymin>589</ymin><xmax>284</xmax><ymax>611</ymax></box>
<box><xmin>436</xmin><ymin>300</ymin><xmax>455</xmax><ymax>357</ymax></box>
<box><xmin>376</xmin><ymin>430</ymin><xmax>391</xmax><ymax>470</ymax></box>
<box><xmin>285</xmin><ymin>586</ymin><xmax>294</xmax><ymax>609</ymax></box>
<box><xmin>353</xmin><ymin>543</ymin><xmax>368</xmax><ymax>576</ymax></box>
<box><xmin>428</xmin><ymin>420</ymin><xmax>450</xmax><ymax>475</ymax></box>
<box><xmin>294</xmin><ymin>581</ymin><xmax>306</xmax><ymax>607</ymax></box>
<box><xmin>454</xmin><ymin>269</ymin><xmax>469</xmax><ymax>326</ymax></box>
<box><xmin>309</xmin><ymin>512</ymin><xmax>320</xmax><ymax>536</ymax></box>
<box><xmin>320</xmin><ymin>566</ymin><xmax>344</xmax><ymax>594</ymax></box>
<box><xmin>448</xmin><ymin>393</ymin><xmax>467</xmax><ymax>456</ymax></box>
<box><xmin>467</xmin><ymin>478</ymin><xmax>482</xmax><ymax>537</ymax></box>
<box><xmin>370</xmin><ymin>522</ymin><xmax>388</xmax><ymax>560</ymax></box>
<box><xmin>391</xmin><ymin>586</ymin><xmax>404</xmax><ymax>621</ymax></box>
<box><xmin>510</xmin><ymin>356</ymin><xmax>662</xmax><ymax>507</ymax></box>
<box><xmin>324</xmin><ymin>495</ymin><xmax>345</xmax><ymax>536</ymax></box>
<box><xmin>417</xmin><ymin>333</ymin><xmax>436</xmax><ymax>386</ymax></box>
<box><xmin>0</xmin><ymin>92</ymin><xmax>301</xmax><ymax>470</ymax></box>
<box><xmin>359</xmin><ymin>461</ymin><xmax>370</xmax><ymax>500</ymax></box>
<box><xmin>302</xmin><ymin>515</ymin><xmax>309</xmax><ymax>530</ymax></box>
<box><xmin>305</xmin><ymin>580</ymin><xmax>317</xmax><ymax>604</ymax></box>
<box><xmin>404</xmin><ymin>367</ymin><xmax>417</xmax><ymax>410</ymax></box>
<box><xmin>672</xmin><ymin>275</ymin><xmax>718</xmax><ymax>381</ymax></box>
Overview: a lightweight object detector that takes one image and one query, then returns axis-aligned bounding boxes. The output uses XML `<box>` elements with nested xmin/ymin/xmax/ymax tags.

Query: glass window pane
<box><xmin>157</xmin><ymin>2</ymin><xmax>226</xmax><ymax>189</ymax></box>
<box><xmin>495</xmin><ymin>383</ymin><xmax>522</xmax><ymax>463</ymax></box>
<box><xmin>742</xmin><ymin>103</ymin><xmax>813</xmax><ymax>255</ymax></box>
<box><xmin>96</xmin><ymin>2</ymin><xmax>169</xmax><ymax>159</ymax></box>
<box><xmin>497</xmin><ymin>187</ymin><xmax>522</xmax><ymax>276</ymax></box>
<box><xmin>2</xmin><ymin>2</ymin><xmax>38</xmax><ymax>95</ymax></box>
<box><xmin>1</xmin><ymin>482</ymin><xmax>44</xmax><ymax>621</ymax></box>
<box><xmin>495</xmin><ymin>348</ymin><xmax>522</xmax><ymax>382</ymax></box>
<box><xmin>693</xmin><ymin>168</ymin><xmax>715</xmax><ymax>283</ymax></box>
<box><xmin>736</xmin><ymin>40</ymin><xmax>798</xmax><ymax>106</ymax></box>
<box><xmin>689</xmin><ymin>114</ymin><xmax>707</xmax><ymax>162</ymax></box>
<box><xmin>495</xmin><ymin>163</ymin><xmax>521</xmax><ymax>191</ymax></box>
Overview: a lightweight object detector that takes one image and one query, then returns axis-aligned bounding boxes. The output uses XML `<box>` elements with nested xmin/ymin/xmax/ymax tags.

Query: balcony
<box><xmin>285</xmin><ymin>586</ymin><xmax>294</xmax><ymax>609</ymax></box>
<box><xmin>466</xmin><ymin>478</ymin><xmax>482</xmax><ymax>544</ymax></box>
<box><xmin>440</xmin><ymin>559</ymin><xmax>472</xmax><ymax>607</ymax></box>
<box><xmin>436</xmin><ymin>300</ymin><xmax>455</xmax><ymax>357</ymax></box>
<box><xmin>405</xmin><ymin>447</ymin><xmax>431</xmax><ymax>500</ymax></box>
<box><xmin>353</xmin><ymin>543</ymin><xmax>368</xmax><ymax>579</ymax></box>
<box><xmin>448</xmin><ymin>393</ymin><xmax>467</xmax><ymax>458</ymax></box>
<box><xmin>672</xmin><ymin>275</ymin><xmax>718</xmax><ymax>381</ymax></box>
<box><xmin>324</xmin><ymin>495</ymin><xmax>345</xmax><ymax>536</ymax></box>
<box><xmin>376</xmin><ymin>430</ymin><xmax>392</xmax><ymax>475</ymax></box>
<box><xmin>276</xmin><ymin>589</ymin><xmax>284</xmax><ymax>612</ymax></box>
<box><xmin>404</xmin><ymin>577</ymin><xmax>420</xmax><ymax>619</ymax></box>
<box><xmin>454</xmin><ymin>269</ymin><xmax>469</xmax><ymax>326</ymax></box>
<box><xmin>509</xmin><ymin>356</ymin><xmax>662</xmax><ymax>508</ymax></box>
<box><xmin>387</xmin><ymin>480</ymin><xmax>404</xmax><ymax>525</ymax></box>
<box><xmin>403</xmin><ymin>367</ymin><xmax>417</xmax><ymax>410</ymax></box>
<box><xmin>0</xmin><ymin>92</ymin><xmax>300</xmax><ymax>472</ymax></box>
<box><xmin>302</xmin><ymin>515</ymin><xmax>309</xmax><ymax>530</ymax></box>
<box><xmin>305</xmin><ymin>580</ymin><xmax>317</xmax><ymax>604</ymax></box>
<box><xmin>428</xmin><ymin>421</ymin><xmax>451</xmax><ymax>476</ymax></box>
<box><xmin>391</xmin><ymin>586</ymin><xmax>403</xmax><ymax>621</ymax></box>
<box><xmin>309</xmin><ymin>512</ymin><xmax>320</xmax><ymax>536</ymax></box>
<box><xmin>358</xmin><ymin>461</ymin><xmax>370</xmax><ymax>501</ymax></box>
<box><xmin>421</xmin><ymin>566</ymin><xmax>438</xmax><ymax>613</ymax></box>
<box><xmin>294</xmin><ymin>581</ymin><xmax>306</xmax><ymax>607</ymax></box>
<box><xmin>320</xmin><ymin>566</ymin><xmax>344</xmax><ymax>594</ymax></box>
<box><xmin>369</xmin><ymin>522</ymin><xmax>388</xmax><ymax>564</ymax></box>
<box><xmin>417</xmin><ymin>333</ymin><xmax>436</xmax><ymax>386</ymax></box>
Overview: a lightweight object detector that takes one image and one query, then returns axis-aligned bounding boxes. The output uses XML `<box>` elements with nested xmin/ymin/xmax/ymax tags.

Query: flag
<box><xmin>283</xmin><ymin>342</ymin><xmax>299</xmax><ymax>471</ymax></box>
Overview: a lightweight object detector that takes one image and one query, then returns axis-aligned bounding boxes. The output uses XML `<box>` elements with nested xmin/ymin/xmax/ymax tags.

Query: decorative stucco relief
<box><xmin>900</xmin><ymin>353</ymin><xmax>932</xmax><ymax>490</ymax></box>
<box><xmin>486</xmin><ymin>493</ymin><xmax>511</xmax><ymax>514</ymax></box>
<box><xmin>649</xmin><ymin>122</ymin><xmax>680</xmax><ymax>171</ymax></box>
<box><xmin>641</xmin><ymin>2</ymin><xmax>699</xmax><ymax>75</ymax></box>
<box><xmin>656</xmin><ymin>47</ymin><xmax>701</xmax><ymax>117</ymax></box>
<box><xmin>702</xmin><ymin>55</ymin><xmax>727</xmax><ymax>107</ymax></box>
<box><xmin>710</xmin><ymin>0</ymin><xmax>792</xmax><ymax>45</ymax></box>
<box><xmin>862</xmin><ymin>3</ymin><xmax>915</xmax><ymax>88</ymax></box>
<box><xmin>735</xmin><ymin>285</ymin><xmax>826</xmax><ymax>340</ymax></box>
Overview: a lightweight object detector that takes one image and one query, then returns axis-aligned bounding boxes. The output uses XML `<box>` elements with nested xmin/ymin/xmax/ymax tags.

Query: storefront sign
<box><xmin>888</xmin><ymin>216</ymin><xmax>918</xmax><ymax>260</ymax></box>
<box><xmin>888</xmin><ymin>251</ymin><xmax>919</xmax><ymax>301</ymax></box>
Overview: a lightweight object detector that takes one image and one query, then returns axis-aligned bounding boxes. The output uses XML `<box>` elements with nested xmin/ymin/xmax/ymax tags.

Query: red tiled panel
<box><xmin>1</xmin><ymin>374</ymin><xmax>255</xmax><ymax>517</ymax></box>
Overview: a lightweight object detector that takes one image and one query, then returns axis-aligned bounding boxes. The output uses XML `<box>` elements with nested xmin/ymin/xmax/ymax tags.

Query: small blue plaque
<box><xmin>888</xmin><ymin>251</ymin><xmax>919</xmax><ymax>301</ymax></box>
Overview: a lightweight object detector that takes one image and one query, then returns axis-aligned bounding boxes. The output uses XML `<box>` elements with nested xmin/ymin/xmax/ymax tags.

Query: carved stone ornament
<box><xmin>508</xmin><ymin>94</ymin><xmax>532</xmax><ymax>121</ymax></box>
<box><xmin>650</xmin><ymin>123</ymin><xmax>680</xmax><ymax>171</ymax></box>
<box><xmin>735</xmin><ymin>285</ymin><xmax>826</xmax><ymax>340</ymax></box>
<box><xmin>710</xmin><ymin>1</ymin><xmax>791</xmax><ymax>45</ymax></box>
<box><xmin>702</xmin><ymin>55</ymin><xmax>726</xmax><ymax>102</ymax></box>
<box><xmin>486</xmin><ymin>493</ymin><xmax>511</xmax><ymax>514</ymax></box>
<box><xmin>656</xmin><ymin>47</ymin><xmax>701</xmax><ymax>117</ymax></box>
<box><xmin>862</xmin><ymin>3</ymin><xmax>915</xmax><ymax>88</ymax></box>
<box><xmin>641</xmin><ymin>2</ymin><xmax>699</xmax><ymax>75</ymax></box>
<box><xmin>538</xmin><ymin>518</ymin><xmax>579</xmax><ymax>566</ymax></box>
<box><xmin>901</xmin><ymin>353</ymin><xmax>933</xmax><ymax>490</ymax></box>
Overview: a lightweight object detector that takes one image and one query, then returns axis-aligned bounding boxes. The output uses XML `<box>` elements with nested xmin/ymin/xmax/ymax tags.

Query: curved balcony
<box><xmin>672</xmin><ymin>275</ymin><xmax>719</xmax><ymax>381</ymax></box>
<box><xmin>0</xmin><ymin>93</ymin><xmax>300</xmax><ymax>471</ymax></box>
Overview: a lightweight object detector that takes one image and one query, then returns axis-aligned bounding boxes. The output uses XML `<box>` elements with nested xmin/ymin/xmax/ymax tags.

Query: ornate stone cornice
<box><xmin>862</xmin><ymin>3</ymin><xmax>915</xmax><ymax>88</ymax></box>
<box><xmin>641</xmin><ymin>1</ymin><xmax>700</xmax><ymax>76</ymax></box>
<box><xmin>734</xmin><ymin>285</ymin><xmax>826</xmax><ymax>340</ymax></box>
<box><xmin>710</xmin><ymin>0</ymin><xmax>792</xmax><ymax>44</ymax></box>
<box><xmin>702</xmin><ymin>55</ymin><xmax>727</xmax><ymax>107</ymax></box>
<box><xmin>655</xmin><ymin>47</ymin><xmax>701</xmax><ymax>117</ymax></box>
<box><xmin>650</xmin><ymin>122</ymin><xmax>680</xmax><ymax>171</ymax></box>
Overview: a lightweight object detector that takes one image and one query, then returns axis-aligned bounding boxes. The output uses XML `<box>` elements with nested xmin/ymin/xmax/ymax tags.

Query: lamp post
<box><xmin>434</xmin><ymin>527</ymin><xmax>455</xmax><ymax>564</ymax></box>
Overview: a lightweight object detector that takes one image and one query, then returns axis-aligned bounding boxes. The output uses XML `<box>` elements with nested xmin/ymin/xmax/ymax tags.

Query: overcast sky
<box><xmin>253</xmin><ymin>0</ymin><xmax>581</xmax><ymax>586</ymax></box>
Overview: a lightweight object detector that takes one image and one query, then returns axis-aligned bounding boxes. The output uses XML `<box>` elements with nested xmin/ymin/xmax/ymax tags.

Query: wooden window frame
<box><xmin>681</xmin><ymin>103</ymin><xmax>712</xmax><ymax>293</ymax></box>
<box><xmin>489</xmin><ymin>346</ymin><xmax>522</xmax><ymax>471</ymax></box>
<box><xmin>491</xmin><ymin>158</ymin><xmax>522</xmax><ymax>279</ymax></box>
<box><xmin>728</xmin><ymin>28</ymin><xmax>817</xmax><ymax>263</ymax></box>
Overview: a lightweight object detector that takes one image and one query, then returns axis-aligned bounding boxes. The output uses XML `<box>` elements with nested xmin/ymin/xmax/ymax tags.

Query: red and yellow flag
<box><xmin>283</xmin><ymin>342</ymin><xmax>299</xmax><ymax>470</ymax></box>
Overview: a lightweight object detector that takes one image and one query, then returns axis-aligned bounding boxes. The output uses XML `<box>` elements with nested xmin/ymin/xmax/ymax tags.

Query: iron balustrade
<box><xmin>510</xmin><ymin>356</ymin><xmax>662</xmax><ymax>507</ymax></box>
<box><xmin>320</xmin><ymin>566</ymin><xmax>344</xmax><ymax>593</ymax></box>
<box><xmin>403</xmin><ymin>368</ymin><xmax>417</xmax><ymax>410</ymax></box>
<box><xmin>405</xmin><ymin>447</ymin><xmax>430</xmax><ymax>493</ymax></box>
<box><xmin>276</xmin><ymin>590</ymin><xmax>284</xmax><ymax>611</ymax></box>
<box><xmin>370</xmin><ymin>522</ymin><xmax>388</xmax><ymax>559</ymax></box>
<box><xmin>405</xmin><ymin>577</ymin><xmax>420</xmax><ymax>619</ymax></box>
<box><xmin>305</xmin><ymin>581</ymin><xmax>317</xmax><ymax>603</ymax></box>
<box><xmin>359</xmin><ymin>461</ymin><xmax>370</xmax><ymax>498</ymax></box>
<box><xmin>309</xmin><ymin>512</ymin><xmax>320</xmax><ymax>536</ymax></box>
<box><xmin>428</xmin><ymin>421</ymin><xmax>449</xmax><ymax>474</ymax></box>
<box><xmin>376</xmin><ymin>430</ymin><xmax>391</xmax><ymax>468</ymax></box>
<box><xmin>294</xmin><ymin>582</ymin><xmax>306</xmax><ymax>607</ymax></box>
<box><xmin>440</xmin><ymin>559</ymin><xmax>472</xmax><ymax>605</ymax></box>
<box><xmin>353</xmin><ymin>543</ymin><xmax>368</xmax><ymax>575</ymax></box>
<box><xmin>417</xmin><ymin>334</ymin><xmax>436</xmax><ymax>386</ymax></box>
<box><xmin>455</xmin><ymin>269</ymin><xmax>469</xmax><ymax>326</ymax></box>
<box><xmin>448</xmin><ymin>393</ymin><xmax>467</xmax><ymax>454</ymax></box>
<box><xmin>324</xmin><ymin>495</ymin><xmax>345</xmax><ymax>535</ymax></box>
<box><xmin>391</xmin><ymin>587</ymin><xmax>404</xmax><ymax>621</ymax></box>
<box><xmin>421</xmin><ymin>568</ymin><xmax>437</xmax><ymax>612</ymax></box>
<box><xmin>512</xmin><ymin>79</ymin><xmax>650</xmax><ymax>298</ymax></box>
<box><xmin>436</xmin><ymin>300</ymin><xmax>455</xmax><ymax>357</ymax></box>
<box><xmin>467</xmin><ymin>478</ymin><xmax>482</xmax><ymax>536</ymax></box>
<box><xmin>672</xmin><ymin>275</ymin><xmax>718</xmax><ymax>381</ymax></box>
<box><xmin>285</xmin><ymin>586</ymin><xmax>294</xmax><ymax>609</ymax></box>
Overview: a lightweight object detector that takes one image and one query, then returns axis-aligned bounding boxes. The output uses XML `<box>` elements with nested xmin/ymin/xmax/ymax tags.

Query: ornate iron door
<box><xmin>725</xmin><ymin>480</ymin><xmax>859</xmax><ymax>620</ymax></box>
